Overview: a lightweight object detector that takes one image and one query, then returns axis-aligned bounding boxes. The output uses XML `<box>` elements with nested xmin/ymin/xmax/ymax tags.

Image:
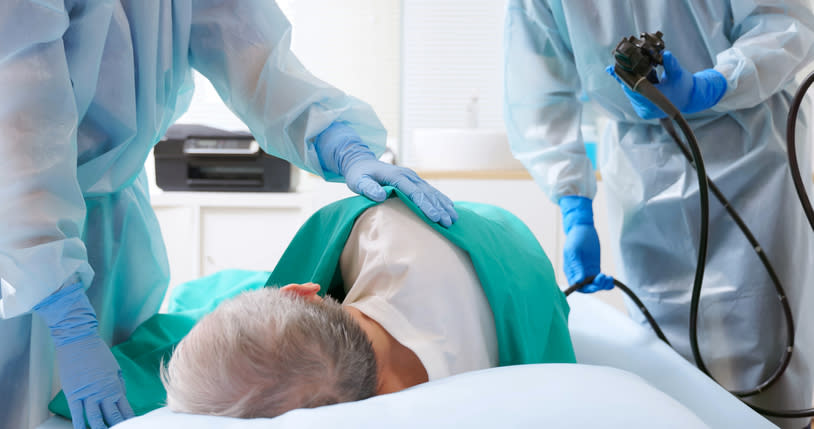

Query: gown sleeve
<box><xmin>0</xmin><ymin>0</ymin><xmax>93</xmax><ymax>318</ymax></box>
<box><xmin>713</xmin><ymin>0</ymin><xmax>814</xmax><ymax>111</ymax></box>
<box><xmin>188</xmin><ymin>0</ymin><xmax>387</xmax><ymax>181</ymax></box>
<box><xmin>503</xmin><ymin>0</ymin><xmax>596</xmax><ymax>203</ymax></box>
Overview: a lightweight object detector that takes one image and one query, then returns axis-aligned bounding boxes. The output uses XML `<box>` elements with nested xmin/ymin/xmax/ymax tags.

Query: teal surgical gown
<box><xmin>0</xmin><ymin>1</ymin><xmax>386</xmax><ymax>428</ymax></box>
<box><xmin>504</xmin><ymin>1</ymin><xmax>814</xmax><ymax>427</ymax></box>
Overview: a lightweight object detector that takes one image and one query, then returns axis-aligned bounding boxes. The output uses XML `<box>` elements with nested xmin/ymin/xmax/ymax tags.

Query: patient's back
<box><xmin>340</xmin><ymin>199</ymin><xmax>499</xmax><ymax>381</ymax></box>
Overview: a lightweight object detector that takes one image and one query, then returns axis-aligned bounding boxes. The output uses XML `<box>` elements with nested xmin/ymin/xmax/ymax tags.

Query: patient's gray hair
<box><xmin>161</xmin><ymin>287</ymin><xmax>378</xmax><ymax>418</ymax></box>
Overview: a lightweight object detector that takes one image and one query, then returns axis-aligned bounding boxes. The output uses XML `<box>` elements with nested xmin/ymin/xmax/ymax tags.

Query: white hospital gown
<box><xmin>340</xmin><ymin>199</ymin><xmax>498</xmax><ymax>380</ymax></box>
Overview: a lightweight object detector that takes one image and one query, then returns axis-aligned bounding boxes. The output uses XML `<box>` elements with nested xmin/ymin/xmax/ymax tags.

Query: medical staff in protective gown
<box><xmin>0</xmin><ymin>1</ymin><xmax>457</xmax><ymax>429</ymax></box>
<box><xmin>504</xmin><ymin>1</ymin><xmax>814</xmax><ymax>428</ymax></box>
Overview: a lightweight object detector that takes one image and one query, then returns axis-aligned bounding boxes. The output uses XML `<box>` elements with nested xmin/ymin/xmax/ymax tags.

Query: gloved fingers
<box><xmin>566</xmin><ymin>270</ymin><xmax>595</xmax><ymax>290</ymax></box>
<box><xmin>593</xmin><ymin>273</ymin><xmax>615</xmax><ymax>291</ymax></box>
<box><xmin>84</xmin><ymin>401</ymin><xmax>108</xmax><ymax>429</ymax></box>
<box><xmin>356</xmin><ymin>162</ymin><xmax>456</xmax><ymax>226</ymax></box>
<box><xmin>414</xmin><ymin>185</ymin><xmax>452</xmax><ymax>226</ymax></box>
<box><xmin>353</xmin><ymin>176</ymin><xmax>387</xmax><ymax>202</ymax></box>
<box><xmin>622</xmin><ymin>85</ymin><xmax>666</xmax><ymax>119</ymax></box>
<box><xmin>410</xmin><ymin>189</ymin><xmax>443</xmax><ymax>224</ymax></box>
<box><xmin>403</xmin><ymin>173</ymin><xmax>458</xmax><ymax>226</ymax></box>
<box><xmin>390</xmin><ymin>175</ymin><xmax>444</xmax><ymax>224</ymax></box>
<box><xmin>432</xmin><ymin>188</ymin><xmax>458</xmax><ymax>225</ymax></box>
<box><xmin>660</xmin><ymin>51</ymin><xmax>682</xmax><ymax>78</ymax></box>
<box><xmin>436</xmin><ymin>209</ymin><xmax>453</xmax><ymax>228</ymax></box>
<box><xmin>565</xmin><ymin>268</ymin><xmax>594</xmax><ymax>290</ymax></box>
<box><xmin>68</xmin><ymin>400</ymin><xmax>87</xmax><ymax>429</ymax></box>
<box><xmin>427</xmin><ymin>193</ymin><xmax>453</xmax><ymax>227</ymax></box>
<box><xmin>578</xmin><ymin>283</ymin><xmax>601</xmax><ymax>294</ymax></box>
<box><xmin>115</xmin><ymin>374</ymin><xmax>135</xmax><ymax>419</ymax></box>
<box><xmin>576</xmin><ymin>273</ymin><xmax>614</xmax><ymax>293</ymax></box>
<box><xmin>117</xmin><ymin>395</ymin><xmax>136</xmax><ymax>420</ymax></box>
<box><xmin>417</xmin><ymin>189</ymin><xmax>451</xmax><ymax>226</ymax></box>
<box><xmin>415</xmin><ymin>189</ymin><xmax>447</xmax><ymax>224</ymax></box>
<box><xmin>101</xmin><ymin>398</ymin><xmax>125</xmax><ymax>426</ymax></box>
<box><xmin>605</xmin><ymin>65</ymin><xmax>623</xmax><ymax>84</ymax></box>
<box><xmin>607</xmin><ymin>65</ymin><xmax>666</xmax><ymax>119</ymax></box>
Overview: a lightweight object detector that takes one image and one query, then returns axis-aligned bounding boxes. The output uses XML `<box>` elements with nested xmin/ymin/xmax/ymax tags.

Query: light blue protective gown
<box><xmin>0</xmin><ymin>1</ymin><xmax>386</xmax><ymax>428</ymax></box>
<box><xmin>504</xmin><ymin>1</ymin><xmax>814</xmax><ymax>427</ymax></box>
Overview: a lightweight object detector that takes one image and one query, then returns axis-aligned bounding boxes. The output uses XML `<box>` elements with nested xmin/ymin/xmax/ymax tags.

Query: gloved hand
<box><xmin>315</xmin><ymin>122</ymin><xmax>458</xmax><ymax>227</ymax></box>
<box><xmin>560</xmin><ymin>195</ymin><xmax>614</xmax><ymax>293</ymax></box>
<box><xmin>34</xmin><ymin>281</ymin><xmax>134</xmax><ymax>429</ymax></box>
<box><xmin>606</xmin><ymin>51</ymin><xmax>727</xmax><ymax>119</ymax></box>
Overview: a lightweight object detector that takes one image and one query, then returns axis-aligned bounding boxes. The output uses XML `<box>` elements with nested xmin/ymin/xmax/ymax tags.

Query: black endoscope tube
<box><xmin>751</xmin><ymin>68</ymin><xmax>814</xmax><ymax>418</ymax></box>
<box><xmin>603</xmin><ymin>63</ymin><xmax>814</xmax><ymax>418</ymax></box>
<box><xmin>617</xmin><ymin>69</ymin><xmax>713</xmax><ymax>377</ymax></box>
<box><xmin>659</xmin><ymin>118</ymin><xmax>794</xmax><ymax>397</ymax></box>
<box><xmin>575</xmin><ymin>32</ymin><xmax>814</xmax><ymax>418</ymax></box>
<box><xmin>787</xmin><ymin>70</ymin><xmax>814</xmax><ymax>231</ymax></box>
<box><xmin>564</xmin><ymin>276</ymin><xmax>671</xmax><ymax>346</ymax></box>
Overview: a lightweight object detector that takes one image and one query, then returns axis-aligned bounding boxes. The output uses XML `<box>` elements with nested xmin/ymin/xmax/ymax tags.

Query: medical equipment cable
<box><xmin>787</xmin><ymin>69</ymin><xmax>814</xmax><ymax>231</ymax></box>
<box><xmin>743</xmin><ymin>67</ymin><xmax>814</xmax><ymax>418</ymax></box>
<box><xmin>605</xmin><ymin>62</ymin><xmax>715</xmax><ymax>378</ymax></box>
<box><xmin>564</xmin><ymin>277</ymin><xmax>670</xmax><ymax>346</ymax></box>
<box><xmin>636</xmin><ymin>71</ymin><xmax>814</xmax><ymax>418</ymax></box>
<box><xmin>658</xmin><ymin>116</ymin><xmax>795</xmax><ymax>398</ymax></box>
<box><xmin>563</xmin><ymin>31</ymin><xmax>814</xmax><ymax>419</ymax></box>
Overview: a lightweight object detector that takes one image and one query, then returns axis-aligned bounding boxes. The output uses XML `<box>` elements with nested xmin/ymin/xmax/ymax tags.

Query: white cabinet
<box><xmin>153</xmin><ymin>206</ymin><xmax>198</xmax><ymax>289</ymax></box>
<box><xmin>200</xmin><ymin>207</ymin><xmax>304</xmax><ymax>276</ymax></box>
<box><xmin>151</xmin><ymin>191</ymin><xmax>311</xmax><ymax>309</ymax></box>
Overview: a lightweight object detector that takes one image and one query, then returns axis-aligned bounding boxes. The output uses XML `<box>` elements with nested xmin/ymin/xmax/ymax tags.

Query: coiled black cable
<box><xmin>565</xmin><ymin>67</ymin><xmax>814</xmax><ymax>418</ymax></box>
<box><xmin>653</xmin><ymin>76</ymin><xmax>814</xmax><ymax>417</ymax></box>
<box><xmin>564</xmin><ymin>276</ymin><xmax>670</xmax><ymax>346</ymax></box>
<box><xmin>611</xmin><ymin>68</ymin><xmax>714</xmax><ymax>372</ymax></box>
<box><xmin>658</xmin><ymin>118</ymin><xmax>794</xmax><ymax>398</ymax></box>
<box><xmin>787</xmin><ymin>70</ymin><xmax>814</xmax><ymax>231</ymax></box>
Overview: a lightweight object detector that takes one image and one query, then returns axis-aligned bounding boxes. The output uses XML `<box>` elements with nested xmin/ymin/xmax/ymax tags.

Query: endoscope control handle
<box><xmin>613</xmin><ymin>31</ymin><xmax>665</xmax><ymax>86</ymax></box>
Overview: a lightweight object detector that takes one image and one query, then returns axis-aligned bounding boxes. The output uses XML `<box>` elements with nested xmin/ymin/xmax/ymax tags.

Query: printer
<box><xmin>154</xmin><ymin>124</ymin><xmax>298</xmax><ymax>192</ymax></box>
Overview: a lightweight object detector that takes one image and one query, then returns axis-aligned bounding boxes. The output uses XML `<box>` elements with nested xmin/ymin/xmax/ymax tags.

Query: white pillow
<box><xmin>113</xmin><ymin>364</ymin><xmax>708</xmax><ymax>429</ymax></box>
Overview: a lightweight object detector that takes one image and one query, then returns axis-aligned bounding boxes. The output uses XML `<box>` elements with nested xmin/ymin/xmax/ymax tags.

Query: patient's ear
<box><xmin>280</xmin><ymin>283</ymin><xmax>322</xmax><ymax>303</ymax></box>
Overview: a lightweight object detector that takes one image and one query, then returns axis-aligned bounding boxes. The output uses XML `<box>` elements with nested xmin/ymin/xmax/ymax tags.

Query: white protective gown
<box><xmin>0</xmin><ymin>1</ymin><xmax>386</xmax><ymax>428</ymax></box>
<box><xmin>504</xmin><ymin>1</ymin><xmax>814</xmax><ymax>427</ymax></box>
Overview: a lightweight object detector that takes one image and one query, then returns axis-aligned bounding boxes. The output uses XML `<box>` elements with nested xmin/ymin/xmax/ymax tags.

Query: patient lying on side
<box><xmin>162</xmin><ymin>199</ymin><xmax>500</xmax><ymax>418</ymax></box>
<box><xmin>162</xmin><ymin>198</ymin><xmax>573</xmax><ymax>418</ymax></box>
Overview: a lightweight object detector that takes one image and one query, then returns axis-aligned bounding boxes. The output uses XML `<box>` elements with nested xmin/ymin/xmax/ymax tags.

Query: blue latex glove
<box><xmin>34</xmin><ymin>281</ymin><xmax>134</xmax><ymax>429</ymax></box>
<box><xmin>560</xmin><ymin>196</ymin><xmax>614</xmax><ymax>293</ymax></box>
<box><xmin>606</xmin><ymin>51</ymin><xmax>727</xmax><ymax>119</ymax></box>
<box><xmin>315</xmin><ymin>122</ymin><xmax>458</xmax><ymax>227</ymax></box>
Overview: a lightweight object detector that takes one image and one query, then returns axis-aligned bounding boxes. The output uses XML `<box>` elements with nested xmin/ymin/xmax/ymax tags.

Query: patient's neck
<box><xmin>344</xmin><ymin>306</ymin><xmax>429</xmax><ymax>395</ymax></box>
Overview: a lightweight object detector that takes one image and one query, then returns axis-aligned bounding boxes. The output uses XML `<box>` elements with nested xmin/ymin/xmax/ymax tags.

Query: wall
<box><xmin>176</xmin><ymin>0</ymin><xmax>401</xmax><ymax>138</ymax></box>
<box><xmin>401</xmin><ymin>0</ymin><xmax>507</xmax><ymax>164</ymax></box>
